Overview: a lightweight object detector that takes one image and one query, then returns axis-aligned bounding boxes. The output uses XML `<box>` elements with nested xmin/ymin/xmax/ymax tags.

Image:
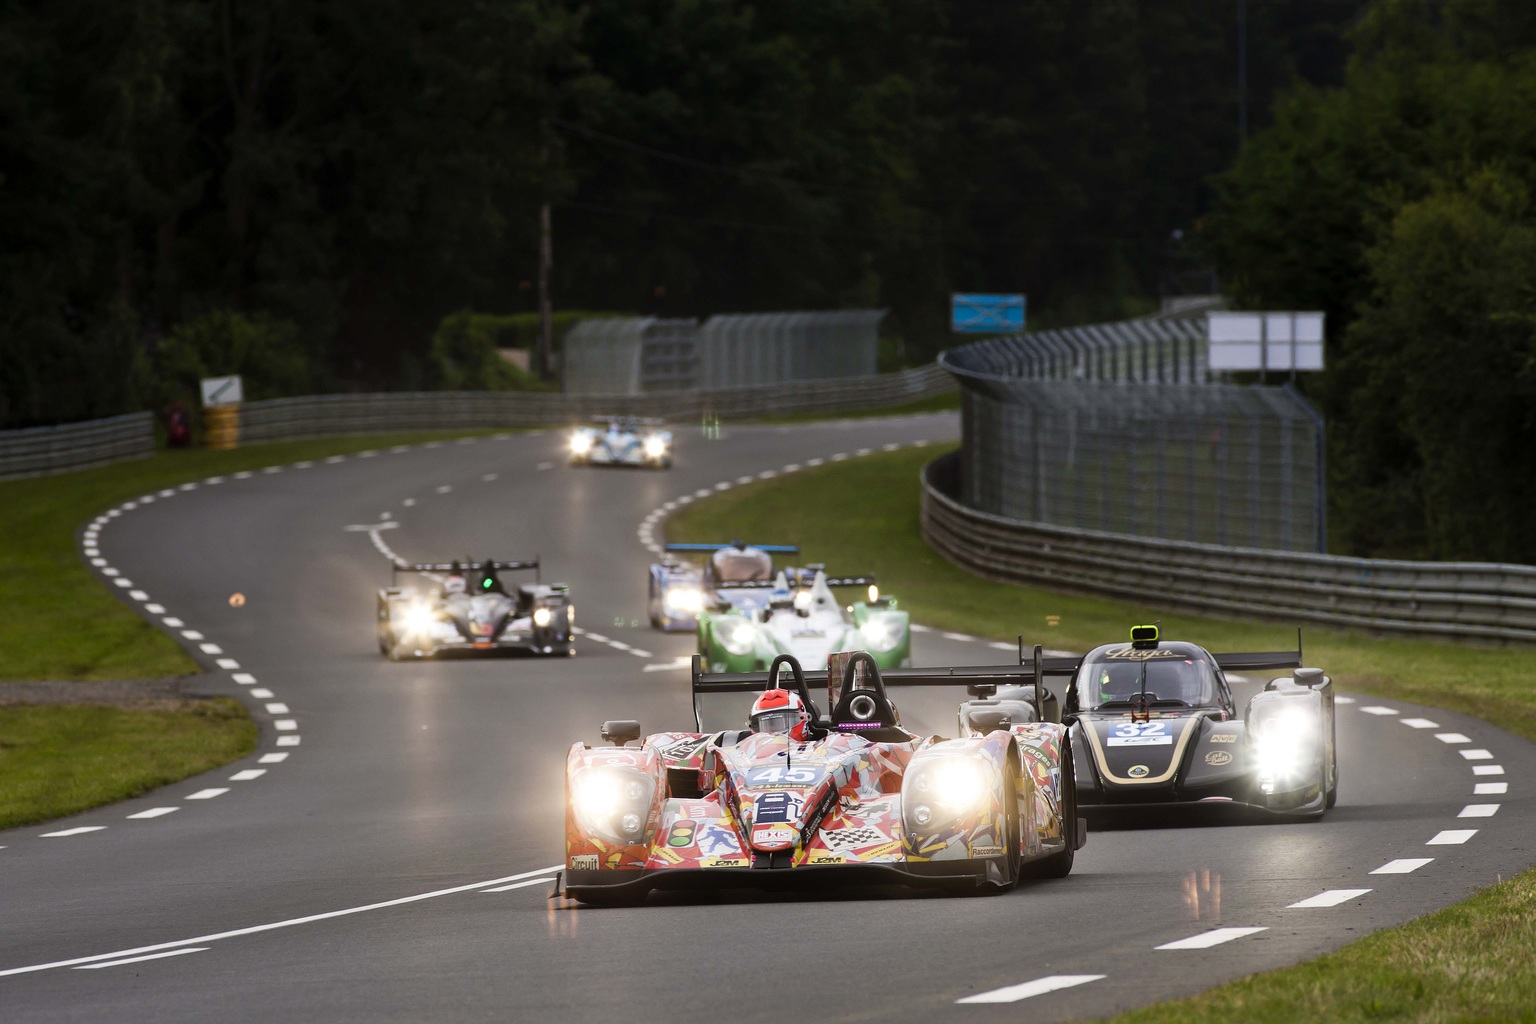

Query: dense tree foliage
<box><xmin>0</xmin><ymin>0</ymin><xmax>1359</xmax><ymax>427</ymax></box>
<box><xmin>1207</xmin><ymin>0</ymin><xmax>1536</xmax><ymax>560</ymax></box>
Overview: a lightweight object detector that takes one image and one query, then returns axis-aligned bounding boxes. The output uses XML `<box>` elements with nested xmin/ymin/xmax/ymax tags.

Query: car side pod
<box><xmin>1247</xmin><ymin>667</ymin><xmax>1336</xmax><ymax>814</ymax></box>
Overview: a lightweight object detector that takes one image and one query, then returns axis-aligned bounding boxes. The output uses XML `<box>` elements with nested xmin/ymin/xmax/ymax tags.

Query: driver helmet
<box><xmin>748</xmin><ymin>688</ymin><xmax>808</xmax><ymax>738</ymax></box>
<box><xmin>1098</xmin><ymin>666</ymin><xmax>1137</xmax><ymax>703</ymax></box>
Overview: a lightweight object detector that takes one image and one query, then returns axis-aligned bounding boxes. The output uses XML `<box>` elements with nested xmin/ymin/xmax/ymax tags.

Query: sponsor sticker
<box><xmin>970</xmin><ymin>844</ymin><xmax>1005</xmax><ymax>857</ymax></box>
<box><xmin>1106</xmin><ymin>722</ymin><xmax>1173</xmax><ymax>747</ymax></box>
<box><xmin>1127</xmin><ymin>764</ymin><xmax>1150</xmax><ymax>778</ymax></box>
<box><xmin>752</xmin><ymin>826</ymin><xmax>796</xmax><ymax>849</ymax></box>
<box><xmin>653</xmin><ymin>847</ymin><xmax>684</xmax><ymax>864</ymax></box>
<box><xmin>1205</xmin><ymin>750</ymin><xmax>1233</xmax><ymax>766</ymax></box>
<box><xmin>666</xmin><ymin>819</ymin><xmax>698</xmax><ymax>848</ymax></box>
<box><xmin>1103</xmin><ymin>647</ymin><xmax>1182</xmax><ymax>661</ymax></box>
<box><xmin>807</xmin><ymin>851</ymin><xmax>844</xmax><ymax>864</ymax></box>
<box><xmin>860</xmin><ymin>839</ymin><xmax>903</xmax><ymax>861</ymax></box>
<box><xmin>701</xmin><ymin>856</ymin><xmax>748</xmax><ymax>868</ymax></box>
<box><xmin>570</xmin><ymin>854</ymin><xmax>598</xmax><ymax>871</ymax></box>
<box><xmin>820</xmin><ymin>826</ymin><xmax>891</xmax><ymax>852</ymax></box>
<box><xmin>1209</xmin><ymin>733</ymin><xmax>1238</xmax><ymax>743</ymax></box>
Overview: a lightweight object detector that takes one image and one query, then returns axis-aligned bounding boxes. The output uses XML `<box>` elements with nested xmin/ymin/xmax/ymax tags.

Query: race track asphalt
<box><xmin>3</xmin><ymin>413</ymin><xmax>1532</xmax><ymax>1022</ymax></box>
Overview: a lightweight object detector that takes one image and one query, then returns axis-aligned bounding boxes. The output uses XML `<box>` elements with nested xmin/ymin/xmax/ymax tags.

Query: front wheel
<box><xmin>1030</xmin><ymin>741</ymin><xmax>1077</xmax><ymax>879</ymax></box>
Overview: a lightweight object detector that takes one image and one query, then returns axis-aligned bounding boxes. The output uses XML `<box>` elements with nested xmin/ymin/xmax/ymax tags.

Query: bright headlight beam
<box><xmin>569</xmin><ymin>433</ymin><xmax>593</xmax><ymax>455</ymax></box>
<box><xmin>402</xmin><ymin>604</ymin><xmax>434</xmax><ymax>635</ymax></box>
<box><xmin>533</xmin><ymin>607</ymin><xmax>552</xmax><ymax>627</ymax></box>
<box><xmin>643</xmin><ymin>436</ymin><xmax>667</xmax><ymax>458</ymax></box>
<box><xmin>931</xmin><ymin>758</ymin><xmax>989</xmax><ymax>809</ymax></box>
<box><xmin>664</xmin><ymin>588</ymin><xmax>703</xmax><ymax>614</ymax></box>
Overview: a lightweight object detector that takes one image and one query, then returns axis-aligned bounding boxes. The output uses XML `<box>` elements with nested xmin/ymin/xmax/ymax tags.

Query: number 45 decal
<box><xmin>748</xmin><ymin>765</ymin><xmax>822</xmax><ymax>784</ymax></box>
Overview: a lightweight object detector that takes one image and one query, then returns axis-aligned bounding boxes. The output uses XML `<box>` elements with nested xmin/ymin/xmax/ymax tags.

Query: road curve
<box><xmin>3</xmin><ymin>414</ymin><xmax>1532</xmax><ymax>1023</ymax></box>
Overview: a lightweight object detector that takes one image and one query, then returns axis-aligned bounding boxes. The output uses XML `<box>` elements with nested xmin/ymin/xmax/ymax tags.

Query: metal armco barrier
<box><xmin>235</xmin><ymin>364</ymin><xmax>952</xmax><ymax>443</ymax></box>
<box><xmin>0</xmin><ymin>412</ymin><xmax>155</xmax><ymax>481</ymax></box>
<box><xmin>0</xmin><ymin>366</ymin><xmax>951</xmax><ymax>477</ymax></box>
<box><xmin>920</xmin><ymin>451</ymin><xmax>1536</xmax><ymax>645</ymax></box>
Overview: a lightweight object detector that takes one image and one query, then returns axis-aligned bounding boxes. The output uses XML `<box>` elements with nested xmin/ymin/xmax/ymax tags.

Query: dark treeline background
<box><xmin>0</xmin><ymin>0</ymin><xmax>1359</xmax><ymax>426</ymax></box>
<box><xmin>6</xmin><ymin>0</ymin><xmax>1532</xmax><ymax>562</ymax></box>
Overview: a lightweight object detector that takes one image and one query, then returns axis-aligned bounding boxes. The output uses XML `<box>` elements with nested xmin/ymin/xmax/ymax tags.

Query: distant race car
<box><xmin>697</xmin><ymin>568</ymin><xmax>910</xmax><ymax>672</ymax></box>
<box><xmin>957</xmin><ymin>626</ymin><xmax>1335</xmax><ymax>818</ymax></box>
<box><xmin>558</xmin><ymin>650</ymin><xmax>1084</xmax><ymax>905</ymax></box>
<box><xmin>376</xmin><ymin>558</ymin><xmax>575</xmax><ymax>659</ymax></box>
<box><xmin>568</xmin><ymin>416</ymin><xmax>672</xmax><ymax>468</ymax></box>
<box><xmin>647</xmin><ymin>541</ymin><xmax>800</xmax><ymax>631</ymax></box>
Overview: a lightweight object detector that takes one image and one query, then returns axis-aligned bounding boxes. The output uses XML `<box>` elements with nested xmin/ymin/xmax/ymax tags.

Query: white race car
<box><xmin>569</xmin><ymin>417</ymin><xmax>672</xmax><ymax>468</ymax></box>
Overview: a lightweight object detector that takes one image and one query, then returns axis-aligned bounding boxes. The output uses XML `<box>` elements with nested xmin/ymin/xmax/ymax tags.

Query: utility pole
<box><xmin>537</xmin><ymin>128</ymin><xmax>554</xmax><ymax>382</ymax></box>
<box><xmin>1237</xmin><ymin>0</ymin><xmax>1249</xmax><ymax>145</ymax></box>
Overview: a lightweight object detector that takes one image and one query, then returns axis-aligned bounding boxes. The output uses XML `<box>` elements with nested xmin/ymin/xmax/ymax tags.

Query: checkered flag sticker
<box><xmin>820</xmin><ymin>826</ymin><xmax>889</xmax><ymax>852</ymax></box>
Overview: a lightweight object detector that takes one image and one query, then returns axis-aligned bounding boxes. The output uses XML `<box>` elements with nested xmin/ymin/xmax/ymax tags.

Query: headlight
<box><xmin>860</xmin><ymin>617</ymin><xmax>902</xmax><ymax>652</ymax></box>
<box><xmin>569</xmin><ymin>432</ymin><xmax>593</xmax><ymax>455</ymax></box>
<box><xmin>867</xmin><ymin>584</ymin><xmax>879</xmax><ymax>604</ymax></box>
<box><xmin>904</xmin><ymin>756</ymin><xmax>992</xmax><ymax>831</ymax></box>
<box><xmin>533</xmin><ymin>607</ymin><xmax>553</xmax><ymax>628</ymax></box>
<box><xmin>571</xmin><ymin>767</ymin><xmax>655</xmax><ymax>845</ymax></box>
<box><xmin>718</xmin><ymin>619</ymin><xmax>757</xmax><ymax>656</ymax></box>
<box><xmin>792</xmin><ymin>591</ymin><xmax>812</xmax><ymax>612</ymax></box>
<box><xmin>402</xmin><ymin>603</ymin><xmax>435</xmax><ymax>636</ymax></box>
<box><xmin>1251</xmin><ymin>707</ymin><xmax>1318</xmax><ymax>784</ymax></box>
<box><xmin>643</xmin><ymin>435</ymin><xmax>668</xmax><ymax>458</ymax></box>
<box><xmin>663</xmin><ymin>588</ymin><xmax>704</xmax><ymax>614</ymax></box>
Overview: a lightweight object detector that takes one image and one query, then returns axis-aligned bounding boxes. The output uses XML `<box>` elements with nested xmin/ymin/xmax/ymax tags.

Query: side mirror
<box><xmin>600</xmin><ymin>720</ymin><xmax>642</xmax><ymax>746</ymax></box>
<box><xmin>1293</xmin><ymin>668</ymin><xmax>1325</xmax><ymax>688</ymax></box>
<box><xmin>965</xmin><ymin>709</ymin><xmax>1012</xmax><ymax>734</ymax></box>
<box><xmin>967</xmin><ymin>682</ymin><xmax>997</xmax><ymax>699</ymax></box>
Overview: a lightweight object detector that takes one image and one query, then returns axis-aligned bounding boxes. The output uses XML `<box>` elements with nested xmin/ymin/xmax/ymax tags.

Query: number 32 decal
<box><xmin>1106</xmin><ymin>721</ymin><xmax>1174</xmax><ymax>746</ymax></box>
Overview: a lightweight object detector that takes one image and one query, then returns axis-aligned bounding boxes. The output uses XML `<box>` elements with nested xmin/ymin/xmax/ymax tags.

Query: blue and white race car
<box><xmin>647</xmin><ymin>541</ymin><xmax>799</xmax><ymax>631</ymax></box>
<box><xmin>568</xmin><ymin>417</ymin><xmax>672</xmax><ymax>469</ymax></box>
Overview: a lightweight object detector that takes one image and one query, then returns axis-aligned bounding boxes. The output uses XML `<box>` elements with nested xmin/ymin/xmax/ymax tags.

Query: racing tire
<box><xmin>647</xmin><ymin>580</ymin><xmax>664</xmax><ymax>630</ymax></box>
<box><xmin>1029</xmin><ymin>741</ymin><xmax>1078</xmax><ymax>879</ymax></box>
<box><xmin>978</xmin><ymin>755</ymin><xmax>1023</xmax><ymax>895</ymax></box>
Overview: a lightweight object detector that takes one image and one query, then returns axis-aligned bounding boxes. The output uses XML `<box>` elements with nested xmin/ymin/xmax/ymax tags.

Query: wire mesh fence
<box><xmin>563</xmin><ymin>310</ymin><xmax>883</xmax><ymax>395</ymax></box>
<box><xmin>942</xmin><ymin>320</ymin><xmax>1324</xmax><ymax>553</ymax></box>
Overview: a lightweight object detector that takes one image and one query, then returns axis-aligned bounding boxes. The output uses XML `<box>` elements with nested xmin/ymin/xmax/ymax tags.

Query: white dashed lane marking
<box><xmin>1155</xmin><ymin>927</ymin><xmax>1267</xmax><ymax>950</ymax></box>
<box><xmin>1435</xmin><ymin>733</ymin><xmax>1471</xmax><ymax>744</ymax></box>
<box><xmin>185</xmin><ymin>789</ymin><xmax>229</xmax><ymax>801</ymax></box>
<box><xmin>1372</xmin><ymin>858</ymin><xmax>1433</xmax><ymax>874</ymax></box>
<box><xmin>1472</xmin><ymin>765</ymin><xmax>1505</xmax><ymax>776</ymax></box>
<box><xmin>481</xmin><ymin>878</ymin><xmax>556</xmax><ymax>893</ymax></box>
<box><xmin>1475</xmin><ymin>782</ymin><xmax>1508</xmax><ymax>795</ymax></box>
<box><xmin>1288</xmin><ymin>889</ymin><xmax>1372</xmax><ymax>909</ymax></box>
<box><xmin>1427</xmin><ymin>830</ymin><xmax>1478</xmax><ymax>845</ymax></box>
<box><xmin>1400</xmin><ymin>718</ymin><xmax>1438</xmax><ymax>729</ymax></box>
<box><xmin>40</xmin><ymin>827</ymin><xmax>107</xmax><ymax>838</ymax></box>
<box><xmin>1360</xmin><ymin>706</ymin><xmax>1398</xmax><ymax>716</ymax></box>
<box><xmin>1459</xmin><ymin>749</ymin><xmax>1493</xmax><ymax>760</ymax></box>
<box><xmin>229</xmin><ymin>770</ymin><xmax>266</xmax><ymax>782</ymax></box>
<box><xmin>956</xmin><ymin>975</ymin><xmax>1105</xmax><ymax>1004</ymax></box>
<box><xmin>1459</xmin><ymin>804</ymin><xmax>1500</xmax><ymax>818</ymax></box>
<box><xmin>127</xmin><ymin>808</ymin><xmax>179</xmax><ymax>820</ymax></box>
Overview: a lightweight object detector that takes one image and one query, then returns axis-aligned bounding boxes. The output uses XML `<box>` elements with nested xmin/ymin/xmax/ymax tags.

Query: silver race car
<box><xmin>647</xmin><ymin>541</ymin><xmax>800</xmax><ymax>631</ymax></box>
<box><xmin>377</xmin><ymin>558</ymin><xmax>575</xmax><ymax>659</ymax></box>
<box><xmin>568</xmin><ymin>417</ymin><xmax>672</xmax><ymax>468</ymax></box>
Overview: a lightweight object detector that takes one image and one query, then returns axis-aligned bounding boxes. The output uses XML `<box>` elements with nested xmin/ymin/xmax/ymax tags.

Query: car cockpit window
<box><xmin>711</xmin><ymin>549</ymin><xmax>772</xmax><ymax>583</ymax></box>
<box><xmin>1079</xmin><ymin>650</ymin><xmax>1216</xmax><ymax>709</ymax></box>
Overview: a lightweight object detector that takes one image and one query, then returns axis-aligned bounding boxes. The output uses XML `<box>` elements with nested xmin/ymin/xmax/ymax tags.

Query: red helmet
<box><xmin>748</xmin><ymin>688</ymin><xmax>808</xmax><ymax>738</ymax></box>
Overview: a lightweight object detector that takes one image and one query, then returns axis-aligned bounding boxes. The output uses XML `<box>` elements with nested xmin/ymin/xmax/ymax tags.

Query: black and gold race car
<box><xmin>1054</xmin><ymin>626</ymin><xmax>1336</xmax><ymax>818</ymax></box>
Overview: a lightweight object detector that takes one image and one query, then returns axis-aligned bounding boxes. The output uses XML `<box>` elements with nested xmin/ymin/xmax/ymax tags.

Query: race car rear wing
<box><xmin>590</xmin><ymin>415</ymin><xmax>667</xmax><ymax>426</ymax></box>
<box><xmin>391</xmin><ymin>558</ymin><xmax>541</xmax><ymax>583</ymax></box>
<box><xmin>690</xmin><ymin>649</ymin><xmax>1076</xmax><ymax>731</ymax></box>
<box><xmin>1210</xmin><ymin>629</ymin><xmax>1305</xmax><ymax>673</ymax></box>
<box><xmin>713</xmin><ymin>572</ymin><xmax>875</xmax><ymax>590</ymax></box>
<box><xmin>663</xmin><ymin>543</ymin><xmax>800</xmax><ymax>554</ymax></box>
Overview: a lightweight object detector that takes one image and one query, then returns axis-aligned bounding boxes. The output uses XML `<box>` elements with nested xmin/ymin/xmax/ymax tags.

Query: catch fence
<box><xmin>941</xmin><ymin>318</ymin><xmax>1324</xmax><ymax>553</ymax></box>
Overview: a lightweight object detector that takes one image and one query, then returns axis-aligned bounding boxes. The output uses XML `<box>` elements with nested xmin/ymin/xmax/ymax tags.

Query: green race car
<box><xmin>698</xmin><ymin>568</ymin><xmax>911</xmax><ymax>672</ymax></box>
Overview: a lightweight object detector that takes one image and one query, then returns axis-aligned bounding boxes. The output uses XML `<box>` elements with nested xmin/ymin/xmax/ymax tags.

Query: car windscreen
<box><xmin>711</xmin><ymin>550</ymin><xmax>773</xmax><ymax>583</ymax></box>
<box><xmin>1078</xmin><ymin>652</ymin><xmax>1216</xmax><ymax>709</ymax></box>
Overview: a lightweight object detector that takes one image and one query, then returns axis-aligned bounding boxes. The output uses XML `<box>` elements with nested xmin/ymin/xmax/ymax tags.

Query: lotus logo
<box><xmin>1127</xmin><ymin>764</ymin><xmax>1149</xmax><ymax>778</ymax></box>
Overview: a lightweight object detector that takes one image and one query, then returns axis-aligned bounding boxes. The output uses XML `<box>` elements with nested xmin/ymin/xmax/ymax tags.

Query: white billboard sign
<box><xmin>200</xmin><ymin>375</ymin><xmax>244</xmax><ymax>408</ymax></box>
<box><xmin>1208</xmin><ymin>312</ymin><xmax>1324</xmax><ymax>373</ymax></box>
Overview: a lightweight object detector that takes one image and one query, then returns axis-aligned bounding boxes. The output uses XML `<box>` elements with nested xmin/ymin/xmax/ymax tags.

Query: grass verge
<box><xmin>1</xmin><ymin>429</ymin><xmax>504</xmax><ymax>683</ymax></box>
<box><xmin>668</xmin><ymin>445</ymin><xmax>1536</xmax><ymax>1023</ymax></box>
<box><xmin>0</xmin><ymin>698</ymin><xmax>256</xmax><ymax>830</ymax></box>
<box><xmin>0</xmin><ymin>428</ymin><xmax>499</xmax><ymax>829</ymax></box>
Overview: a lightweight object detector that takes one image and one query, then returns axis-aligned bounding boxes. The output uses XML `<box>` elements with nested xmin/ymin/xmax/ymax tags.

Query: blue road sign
<box><xmin>951</xmin><ymin>293</ymin><xmax>1025</xmax><ymax>334</ymax></box>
